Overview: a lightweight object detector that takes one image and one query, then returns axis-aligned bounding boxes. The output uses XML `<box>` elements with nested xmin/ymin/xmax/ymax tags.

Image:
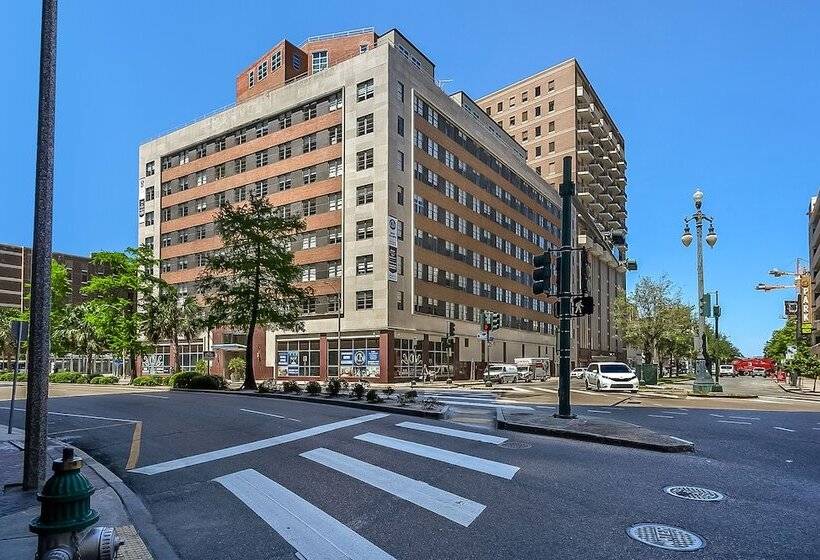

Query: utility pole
<box><xmin>24</xmin><ymin>0</ymin><xmax>58</xmax><ymax>491</ymax></box>
<box><xmin>556</xmin><ymin>156</ymin><xmax>574</xmax><ymax>419</ymax></box>
<box><xmin>713</xmin><ymin>291</ymin><xmax>721</xmax><ymax>385</ymax></box>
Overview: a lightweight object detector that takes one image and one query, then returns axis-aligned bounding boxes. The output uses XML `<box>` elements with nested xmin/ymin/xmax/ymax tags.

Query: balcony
<box><xmin>588</xmin><ymin>200</ymin><xmax>604</xmax><ymax>213</ymax></box>
<box><xmin>577</xmin><ymin>166</ymin><xmax>594</xmax><ymax>183</ymax></box>
<box><xmin>598</xmin><ymin>174</ymin><xmax>613</xmax><ymax>187</ymax></box>
<box><xmin>607</xmin><ymin>183</ymin><xmax>622</xmax><ymax>196</ymax></box>
<box><xmin>601</xmin><ymin>154</ymin><xmax>612</xmax><ymax>168</ymax></box>
<box><xmin>607</xmin><ymin>202</ymin><xmax>621</xmax><ymax>213</ymax></box>
<box><xmin>616</xmin><ymin>177</ymin><xmax>626</xmax><ymax>187</ymax></box>
<box><xmin>600</xmin><ymin>134</ymin><xmax>614</xmax><ymax>148</ymax></box>
<box><xmin>577</xmin><ymin>144</ymin><xmax>594</xmax><ymax>164</ymax></box>
<box><xmin>577</xmin><ymin>186</ymin><xmax>595</xmax><ymax>202</ymax></box>
<box><xmin>590</xmin><ymin>119</ymin><xmax>604</xmax><ymax>134</ymax></box>
<box><xmin>588</xmin><ymin>160</ymin><xmax>604</xmax><ymax>175</ymax></box>
<box><xmin>599</xmin><ymin>211</ymin><xmax>614</xmax><ymax>223</ymax></box>
<box><xmin>591</xmin><ymin>142</ymin><xmax>605</xmax><ymax>157</ymax></box>
<box><xmin>577</xmin><ymin>103</ymin><xmax>596</xmax><ymax>122</ymax></box>
<box><xmin>577</xmin><ymin>125</ymin><xmax>594</xmax><ymax>142</ymax></box>
<box><xmin>588</xmin><ymin>181</ymin><xmax>604</xmax><ymax>194</ymax></box>
<box><xmin>577</xmin><ymin>86</ymin><xmax>591</xmax><ymax>104</ymax></box>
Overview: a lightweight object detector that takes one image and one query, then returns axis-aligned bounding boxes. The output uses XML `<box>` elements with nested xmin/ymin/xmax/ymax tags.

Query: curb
<box><xmin>171</xmin><ymin>388</ymin><xmax>450</xmax><ymax>419</ymax></box>
<box><xmin>71</xmin><ymin>441</ymin><xmax>180</xmax><ymax>560</ymax></box>
<box><xmin>494</xmin><ymin>409</ymin><xmax>694</xmax><ymax>453</ymax></box>
<box><xmin>685</xmin><ymin>392</ymin><xmax>758</xmax><ymax>399</ymax></box>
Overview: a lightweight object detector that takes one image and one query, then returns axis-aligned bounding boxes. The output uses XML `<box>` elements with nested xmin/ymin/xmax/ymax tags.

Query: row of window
<box><xmin>500</xmin><ymin>104</ymin><xmax>557</xmax><ymax>128</ymax></box>
<box><xmin>512</xmin><ymin>119</ymin><xmax>556</xmax><ymax>140</ymax></box>
<box><xmin>413</xmin><ymin>96</ymin><xmax>560</xmax><ymax>221</ymax></box>
<box><xmin>248</xmin><ymin>49</ymin><xmax>300</xmax><ymax>87</ymax></box>
<box><xmin>486</xmin><ymin>79</ymin><xmax>556</xmax><ymax>115</ymax></box>
<box><xmin>413</xmin><ymin>294</ymin><xmax>554</xmax><ymax>335</ymax></box>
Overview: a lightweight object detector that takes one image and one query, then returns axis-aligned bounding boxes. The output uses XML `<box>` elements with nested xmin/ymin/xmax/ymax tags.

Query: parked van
<box><xmin>719</xmin><ymin>364</ymin><xmax>735</xmax><ymax>377</ymax></box>
<box><xmin>485</xmin><ymin>363</ymin><xmax>519</xmax><ymax>384</ymax></box>
<box><xmin>514</xmin><ymin>358</ymin><xmax>549</xmax><ymax>382</ymax></box>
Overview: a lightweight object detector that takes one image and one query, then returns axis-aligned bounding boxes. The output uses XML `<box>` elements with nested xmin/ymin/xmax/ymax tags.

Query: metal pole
<box><xmin>24</xmin><ymin>0</ymin><xmax>57</xmax><ymax>491</ymax></box>
<box><xmin>336</xmin><ymin>291</ymin><xmax>341</xmax><ymax>377</ymax></box>
<box><xmin>8</xmin><ymin>324</ymin><xmax>24</xmax><ymax>434</ymax></box>
<box><xmin>714</xmin><ymin>291</ymin><xmax>720</xmax><ymax>385</ymax></box>
<box><xmin>691</xmin><ymin>197</ymin><xmax>713</xmax><ymax>393</ymax></box>
<box><xmin>556</xmin><ymin>156</ymin><xmax>575</xmax><ymax>419</ymax></box>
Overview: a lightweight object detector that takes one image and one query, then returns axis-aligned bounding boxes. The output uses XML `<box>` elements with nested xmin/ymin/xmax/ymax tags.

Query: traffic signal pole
<box><xmin>556</xmin><ymin>156</ymin><xmax>575</xmax><ymax>419</ymax></box>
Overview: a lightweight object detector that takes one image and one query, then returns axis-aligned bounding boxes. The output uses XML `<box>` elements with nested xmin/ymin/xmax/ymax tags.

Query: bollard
<box><xmin>30</xmin><ymin>447</ymin><xmax>123</xmax><ymax>560</ymax></box>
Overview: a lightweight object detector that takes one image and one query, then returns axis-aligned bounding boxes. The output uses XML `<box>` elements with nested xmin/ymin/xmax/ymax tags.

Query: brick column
<box><xmin>319</xmin><ymin>334</ymin><xmax>328</xmax><ymax>380</ymax></box>
<box><xmin>379</xmin><ymin>330</ymin><xmax>394</xmax><ymax>383</ymax></box>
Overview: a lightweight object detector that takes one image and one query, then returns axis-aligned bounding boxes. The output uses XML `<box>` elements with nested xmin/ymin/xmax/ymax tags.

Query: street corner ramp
<box><xmin>494</xmin><ymin>408</ymin><xmax>694</xmax><ymax>453</ymax></box>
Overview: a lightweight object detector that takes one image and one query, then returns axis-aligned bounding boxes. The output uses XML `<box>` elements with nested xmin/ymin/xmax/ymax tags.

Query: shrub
<box><xmin>282</xmin><ymin>380</ymin><xmax>301</xmax><ymax>393</ymax></box>
<box><xmin>257</xmin><ymin>379</ymin><xmax>278</xmax><ymax>393</ymax></box>
<box><xmin>305</xmin><ymin>381</ymin><xmax>321</xmax><ymax>395</ymax></box>
<box><xmin>365</xmin><ymin>389</ymin><xmax>383</xmax><ymax>403</ymax></box>
<box><xmin>132</xmin><ymin>375</ymin><xmax>164</xmax><ymax>387</ymax></box>
<box><xmin>50</xmin><ymin>372</ymin><xmax>86</xmax><ymax>383</ymax></box>
<box><xmin>0</xmin><ymin>372</ymin><xmax>26</xmax><ymax>382</ymax></box>
<box><xmin>90</xmin><ymin>375</ymin><xmax>117</xmax><ymax>384</ymax></box>
<box><xmin>188</xmin><ymin>375</ymin><xmax>226</xmax><ymax>390</ymax></box>
<box><xmin>227</xmin><ymin>357</ymin><xmax>246</xmax><ymax>382</ymax></box>
<box><xmin>351</xmin><ymin>383</ymin><xmax>365</xmax><ymax>400</ymax></box>
<box><xmin>87</xmin><ymin>372</ymin><xmax>103</xmax><ymax>382</ymax></box>
<box><xmin>382</xmin><ymin>386</ymin><xmax>395</xmax><ymax>396</ymax></box>
<box><xmin>404</xmin><ymin>389</ymin><xmax>418</xmax><ymax>401</ymax></box>
<box><xmin>325</xmin><ymin>377</ymin><xmax>342</xmax><ymax>396</ymax></box>
<box><xmin>194</xmin><ymin>360</ymin><xmax>208</xmax><ymax>375</ymax></box>
<box><xmin>169</xmin><ymin>370</ymin><xmax>198</xmax><ymax>389</ymax></box>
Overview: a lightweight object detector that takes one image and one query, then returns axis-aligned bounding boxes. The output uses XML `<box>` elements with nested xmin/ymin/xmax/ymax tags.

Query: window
<box><xmin>535</xmin><ymin>85</ymin><xmax>541</xmax><ymax>96</ymax></box>
<box><xmin>215</xmin><ymin>137</ymin><xmax>226</xmax><ymax>151</ymax></box>
<box><xmin>161</xmin><ymin>208</ymin><xmax>171</xmax><ymax>222</ymax></box>
<box><xmin>197</xmin><ymin>254</ymin><xmax>208</xmax><ymax>268</ymax></box>
<box><xmin>535</xmin><ymin>106</ymin><xmax>541</xmax><ymax>117</ymax></box>
<box><xmin>179</xmin><ymin>177</ymin><xmax>189</xmax><ymax>191</ymax></box>
<box><xmin>522</xmin><ymin>111</ymin><xmax>528</xmax><ymax>122</ymax></box>
<box><xmin>356</xmin><ymin>79</ymin><xmax>374</xmax><ymax>101</ymax></box>
<box><xmin>357</xmin><ymin>184</ymin><xmax>373</xmax><ymax>205</ymax></box>
<box><xmin>144</xmin><ymin>211</ymin><xmax>154</xmax><ymax>226</ymax></box>
<box><xmin>178</xmin><ymin>230</ymin><xmax>189</xmax><ymax>244</ymax></box>
<box><xmin>258</xmin><ymin>60</ymin><xmax>268</xmax><ymax>80</ymax></box>
<box><xmin>196</xmin><ymin>198</ymin><xmax>207</xmax><ymax>212</ymax></box>
<box><xmin>397</xmin><ymin>115</ymin><xmax>404</xmax><ymax>136</ymax></box>
<box><xmin>271</xmin><ymin>51</ymin><xmax>281</xmax><ymax>70</ymax></box>
<box><xmin>328</xmin><ymin>228</ymin><xmax>342</xmax><ymax>245</ymax></box>
<box><xmin>356</xmin><ymin>290</ymin><xmax>374</xmax><ymax>309</ymax></box>
<box><xmin>548</xmin><ymin>161</ymin><xmax>555</xmax><ymax>175</ymax></box>
<box><xmin>509</xmin><ymin>96</ymin><xmax>516</xmax><ymax>108</ymax></box>
<box><xmin>256</xmin><ymin>150</ymin><xmax>269</xmax><ymax>167</ymax></box>
<box><xmin>248</xmin><ymin>71</ymin><xmax>254</xmax><ymax>87</ymax></box>
<box><xmin>302</xmin><ymin>199</ymin><xmax>317</xmax><ymax>216</ymax></box>
<box><xmin>356</xmin><ymin>149</ymin><xmax>374</xmax><ymax>170</ymax></box>
<box><xmin>397</xmin><ymin>185</ymin><xmax>404</xmax><ymax>205</ymax></box>
<box><xmin>179</xmin><ymin>151</ymin><xmax>190</xmax><ymax>165</ymax></box>
<box><xmin>292</xmin><ymin>53</ymin><xmax>301</xmax><ymax>69</ymax></box>
<box><xmin>235</xmin><ymin>158</ymin><xmax>247</xmax><ymax>173</ymax></box>
<box><xmin>329</xmin><ymin>125</ymin><xmax>342</xmax><ymax>144</ymax></box>
<box><xmin>178</xmin><ymin>205</ymin><xmax>189</xmax><ymax>218</ymax></box>
<box><xmin>397</xmin><ymin>81</ymin><xmax>405</xmax><ymax>102</ymax></box>
<box><xmin>255</xmin><ymin>180</ymin><xmax>269</xmax><ymax>197</ymax></box>
<box><xmin>145</xmin><ymin>161</ymin><xmax>155</xmax><ymax>176</ymax></box>
<box><xmin>359</xmin><ymin>44</ymin><xmax>369</xmax><ymax>53</ymax></box>
<box><xmin>144</xmin><ymin>236</ymin><xmax>154</xmax><ymax>250</ymax></box>
<box><xmin>396</xmin><ymin>219</ymin><xmax>404</xmax><ymax>240</ymax></box>
<box><xmin>177</xmin><ymin>258</ymin><xmax>188</xmax><ymax>271</ymax></box>
<box><xmin>509</xmin><ymin>116</ymin><xmax>515</xmax><ymax>126</ymax></box>
<box><xmin>303</xmin><ymin>103</ymin><xmax>317</xmax><ymax>120</ymax></box>
<box><xmin>535</xmin><ymin>125</ymin><xmax>541</xmax><ymax>137</ymax></box>
<box><xmin>497</xmin><ymin>101</ymin><xmax>503</xmax><ymax>112</ymax></box>
<box><xmin>521</xmin><ymin>130</ymin><xmax>529</xmax><ymax>142</ymax></box>
<box><xmin>302</xmin><ymin>267</ymin><xmax>317</xmax><ymax>282</ymax></box>
<box><xmin>485</xmin><ymin>106</ymin><xmax>491</xmax><ymax>116</ymax></box>
<box><xmin>196</xmin><ymin>225</ymin><xmax>207</xmax><ymax>240</ymax></box>
<box><xmin>548</xmin><ymin>80</ymin><xmax>555</xmax><ymax>91</ymax></box>
<box><xmin>357</xmin><ymin>114</ymin><xmax>374</xmax><ymax>136</ymax></box>
<box><xmin>397</xmin><ymin>150</ymin><xmax>405</xmax><ymax>171</ymax></box>
<box><xmin>535</xmin><ymin>146</ymin><xmax>542</xmax><ymax>157</ymax></box>
<box><xmin>279</xmin><ymin>113</ymin><xmax>292</xmax><ymax>129</ymax></box>
<box><xmin>535</xmin><ymin>166</ymin><xmax>541</xmax><ymax>175</ymax></box>
<box><xmin>549</xmin><ymin>121</ymin><xmax>555</xmax><ymax>132</ymax></box>
<box><xmin>398</xmin><ymin>255</ymin><xmax>405</xmax><ymax>275</ymax></box>
<box><xmin>302</xmin><ymin>134</ymin><xmax>317</xmax><ymax>153</ymax></box>
<box><xmin>548</xmin><ymin>100</ymin><xmax>555</xmax><ymax>112</ymax></box>
<box><xmin>328</xmin><ymin>159</ymin><xmax>343</xmax><ymax>178</ymax></box>
<box><xmin>397</xmin><ymin>291</ymin><xmax>404</xmax><ymax>310</ymax></box>
<box><xmin>145</xmin><ymin>185</ymin><xmax>154</xmax><ymax>201</ymax></box>
<box><xmin>311</xmin><ymin>51</ymin><xmax>328</xmax><ymax>73</ymax></box>
<box><xmin>215</xmin><ymin>164</ymin><xmax>226</xmax><ymax>179</ymax></box>
<box><xmin>161</xmin><ymin>261</ymin><xmax>172</xmax><ymax>273</ymax></box>
<box><xmin>279</xmin><ymin>144</ymin><xmax>292</xmax><ymax>159</ymax></box>
<box><xmin>328</xmin><ymin>260</ymin><xmax>342</xmax><ymax>277</ymax></box>
<box><xmin>328</xmin><ymin>193</ymin><xmax>342</xmax><ymax>211</ymax></box>
<box><xmin>549</xmin><ymin>141</ymin><xmax>555</xmax><ymax>153</ymax></box>
<box><xmin>196</xmin><ymin>171</ymin><xmax>207</xmax><ymax>186</ymax></box>
<box><xmin>329</xmin><ymin>92</ymin><xmax>342</xmax><ymax>111</ymax></box>
<box><xmin>278</xmin><ymin>176</ymin><xmax>292</xmax><ymax>190</ymax></box>
<box><xmin>256</xmin><ymin>122</ymin><xmax>269</xmax><ymax>138</ymax></box>
<box><xmin>356</xmin><ymin>255</ymin><xmax>374</xmax><ymax>275</ymax></box>
<box><xmin>356</xmin><ymin>219</ymin><xmax>374</xmax><ymax>240</ymax></box>
<box><xmin>301</xmin><ymin>167</ymin><xmax>317</xmax><ymax>185</ymax></box>
<box><xmin>234</xmin><ymin>186</ymin><xmax>246</xmax><ymax>201</ymax></box>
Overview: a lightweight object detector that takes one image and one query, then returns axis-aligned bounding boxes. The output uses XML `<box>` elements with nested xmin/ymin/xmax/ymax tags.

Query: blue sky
<box><xmin>1</xmin><ymin>1</ymin><xmax>818</xmax><ymax>355</ymax></box>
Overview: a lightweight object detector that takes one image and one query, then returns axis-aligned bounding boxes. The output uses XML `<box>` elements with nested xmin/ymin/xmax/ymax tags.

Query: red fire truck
<box><xmin>732</xmin><ymin>357</ymin><xmax>776</xmax><ymax>376</ymax></box>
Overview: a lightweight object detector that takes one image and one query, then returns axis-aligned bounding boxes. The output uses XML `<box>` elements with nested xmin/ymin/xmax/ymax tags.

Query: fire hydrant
<box><xmin>29</xmin><ymin>447</ymin><xmax>123</xmax><ymax>560</ymax></box>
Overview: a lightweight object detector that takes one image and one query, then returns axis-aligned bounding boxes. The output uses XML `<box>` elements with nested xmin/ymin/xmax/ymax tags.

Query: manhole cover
<box><xmin>664</xmin><ymin>486</ymin><xmax>725</xmax><ymax>502</ymax></box>
<box><xmin>627</xmin><ymin>524</ymin><xmax>705</xmax><ymax>551</ymax></box>
<box><xmin>498</xmin><ymin>441</ymin><xmax>532</xmax><ymax>449</ymax></box>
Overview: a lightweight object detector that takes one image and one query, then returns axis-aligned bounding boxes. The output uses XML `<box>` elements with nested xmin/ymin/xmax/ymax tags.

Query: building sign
<box><xmin>784</xmin><ymin>300</ymin><xmax>798</xmax><ymax>318</ymax></box>
<box><xmin>143</xmin><ymin>354</ymin><xmax>164</xmax><ymax>375</ymax></box>
<box><xmin>277</xmin><ymin>351</ymin><xmax>301</xmax><ymax>376</ymax></box>
<box><xmin>138</xmin><ymin>199</ymin><xmax>145</xmax><ymax>218</ymax></box>
<box><xmin>340</xmin><ymin>349</ymin><xmax>380</xmax><ymax>377</ymax></box>
<box><xmin>800</xmin><ymin>274</ymin><xmax>813</xmax><ymax>335</ymax></box>
<box><xmin>387</xmin><ymin>216</ymin><xmax>398</xmax><ymax>282</ymax></box>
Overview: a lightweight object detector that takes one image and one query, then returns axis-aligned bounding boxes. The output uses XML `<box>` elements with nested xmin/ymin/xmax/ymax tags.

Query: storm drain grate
<box><xmin>498</xmin><ymin>441</ymin><xmax>532</xmax><ymax>449</ymax></box>
<box><xmin>627</xmin><ymin>524</ymin><xmax>705</xmax><ymax>551</ymax></box>
<box><xmin>664</xmin><ymin>485</ymin><xmax>725</xmax><ymax>502</ymax></box>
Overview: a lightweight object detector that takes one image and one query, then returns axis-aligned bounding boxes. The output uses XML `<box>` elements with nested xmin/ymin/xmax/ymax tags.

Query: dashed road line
<box><xmin>648</xmin><ymin>414</ymin><xmax>676</xmax><ymax>419</ymax></box>
<box><xmin>669</xmin><ymin>436</ymin><xmax>694</xmax><ymax>445</ymax></box>
<box><xmin>728</xmin><ymin>416</ymin><xmax>759</xmax><ymax>421</ymax></box>
<box><xmin>354</xmin><ymin>432</ymin><xmax>519</xmax><ymax>479</ymax></box>
<box><xmin>437</xmin><ymin>400</ymin><xmax>533</xmax><ymax>411</ymax></box>
<box><xmin>587</xmin><ymin>410</ymin><xmax>611</xmax><ymax>414</ymax></box>
<box><xmin>216</xmin><ymin>469</ymin><xmax>396</xmax><ymax>560</ymax></box>
<box><xmin>661</xmin><ymin>411</ymin><xmax>688</xmax><ymax>416</ymax></box>
<box><xmin>396</xmin><ymin>421</ymin><xmax>507</xmax><ymax>444</ymax></box>
<box><xmin>709</xmin><ymin>414</ymin><xmax>725</xmax><ymax>418</ymax></box>
<box><xmin>717</xmin><ymin>420</ymin><xmax>751</xmax><ymax>425</ymax></box>
<box><xmin>241</xmin><ymin>408</ymin><xmax>286</xmax><ymax>419</ymax></box>
<box><xmin>131</xmin><ymin>413</ymin><xmax>389</xmax><ymax>475</ymax></box>
<box><xmin>301</xmin><ymin>448</ymin><xmax>486</xmax><ymax>527</ymax></box>
<box><xmin>773</xmin><ymin>426</ymin><xmax>795</xmax><ymax>433</ymax></box>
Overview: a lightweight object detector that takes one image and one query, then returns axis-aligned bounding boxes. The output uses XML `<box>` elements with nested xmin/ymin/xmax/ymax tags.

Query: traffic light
<box><xmin>448</xmin><ymin>321</ymin><xmax>455</xmax><ymax>338</ymax></box>
<box><xmin>700</xmin><ymin>293</ymin><xmax>712</xmax><ymax>317</ymax></box>
<box><xmin>491</xmin><ymin>312</ymin><xmax>502</xmax><ymax>331</ymax></box>
<box><xmin>532</xmin><ymin>251</ymin><xmax>551</xmax><ymax>295</ymax></box>
<box><xmin>580</xmin><ymin>248</ymin><xmax>589</xmax><ymax>295</ymax></box>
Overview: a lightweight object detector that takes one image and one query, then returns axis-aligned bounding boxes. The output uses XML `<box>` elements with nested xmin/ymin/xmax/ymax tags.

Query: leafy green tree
<box><xmin>21</xmin><ymin>259</ymin><xmax>71</xmax><ymax>356</ymax></box>
<box><xmin>54</xmin><ymin>304</ymin><xmax>106</xmax><ymax>374</ymax></box>
<box><xmin>198</xmin><ymin>195</ymin><xmax>311</xmax><ymax>389</ymax></box>
<box><xmin>144</xmin><ymin>283</ymin><xmax>202</xmax><ymax>371</ymax></box>
<box><xmin>0</xmin><ymin>307</ymin><xmax>20</xmax><ymax>369</ymax></box>
<box><xmin>763</xmin><ymin>320</ymin><xmax>796</xmax><ymax>363</ymax></box>
<box><xmin>83</xmin><ymin>246</ymin><xmax>161</xmax><ymax>380</ymax></box>
<box><xmin>784</xmin><ymin>345</ymin><xmax>820</xmax><ymax>390</ymax></box>
<box><xmin>705</xmin><ymin>324</ymin><xmax>742</xmax><ymax>365</ymax></box>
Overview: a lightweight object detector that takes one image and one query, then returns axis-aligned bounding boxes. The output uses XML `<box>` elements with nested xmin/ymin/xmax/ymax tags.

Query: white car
<box><xmin>584</xmin><ymin>362</ymin><xmax>639</xmax><ymax>392</ymax></box>
<box><xmin>719</xmin><ymin>364</ymin><xmax>735</xmax><ymax>377</ymax></box>
<box><xmin>751</xmin><ymin>367</ymin><xmax>766</xmax><ymax>378</ymax></box>
<box><xmin>571</xmin><ymin>367</ymin><xmax>587</xmax><ymax>379</ymax></box>
<box><xmin>485</xmin><ymin>363</ymin><xmax>519</xmax><ymax>384</ymax></box>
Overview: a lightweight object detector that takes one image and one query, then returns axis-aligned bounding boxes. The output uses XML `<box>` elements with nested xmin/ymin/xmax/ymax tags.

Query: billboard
<box><xmin>387</xmin><ymin>216</ymin><xmax>398</xmax><ymax>282</ymax></box>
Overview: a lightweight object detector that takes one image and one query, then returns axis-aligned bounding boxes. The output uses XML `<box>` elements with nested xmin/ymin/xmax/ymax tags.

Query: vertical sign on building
<box><xmin>387</xmin><ymin>216</ymin><xmax>399</xmax><ymax>282</ymax></box>
<box><xmin>138</xmin><ymin>179</ymin><xmax>146</xmax><ymax>225</ymax></box>
<box><xmin>800</xmin><ymin>274</ymin><xmax>813</xmax><ymax>337</ymax></box>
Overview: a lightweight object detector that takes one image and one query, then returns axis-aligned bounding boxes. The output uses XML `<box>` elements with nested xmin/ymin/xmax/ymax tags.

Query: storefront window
<box><xmin>329</xmin><ymin>338</ymin><xmax>379</xmax><ymax>377</ymax></box>
<box><xmin>179</xmin><ymin>342</ymin><xmax>204</xmax><ymax>371</ymax></box>
<box><xmin>276</xmin><ymin>339</ymin><xmax>320</xmax><ymax>377</ymax></box>
<box><xmin>394</xmin><ymin>338</ymin><xmax>423</xmax><ymax>378</ymax></box>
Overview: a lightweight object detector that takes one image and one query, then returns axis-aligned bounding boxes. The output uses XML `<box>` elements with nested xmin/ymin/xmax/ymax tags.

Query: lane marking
<box><xmin>669</xmin><ymin>436</ymin><xmax>694</xmax><ymax>445</ymax></box>
<box><xmin>49</xmin><ymin>422</ymin><xmax>129</xmax><ymax>436</ymax></box>
<box><xmin>302</xmin><ymin>448</ymin><xmax>485</xmax><ymax>527</ymax></box>
<box><xmin>131</xmin><ymin>413</ymin><xmax>389</xmax><ymax>475</ymax></box>
<box><xmin>126</xmin><ymin>421</ymin><xmax>143</xmax><ymax>470</ymax></box>
<box><xmin>709</xmin><ymin>414</ymin><xmax>725</xmax><ymax>418</ymax></box>
<box><xmin>424</xmin><ymin>395</ymin><xmax>500</xmax><ymax>402</ymax></box>
<box><xmin>507</xmin><ymin>386</ymin><xmax>534</xmax><ymax>394</ymax></box>
<box><xmin>437</xmin><ymin>400</ymin><xmax>533</xmax><ymax>411</ymax></box>
<box><xmin>728</xmin><ymin>416</ymin><xmax>759</xmax><ymax>421</ymax></box>
<box><xmin>717</xmin><ymin>420</ymin><xmax>751</xmax><ymax>425</ymax></box>
<box><xmin>773</xmin><ymin>426</ymin><xmax>796</xmax><ymax>433</ymax></box>
<box><xmin>241</xmin><ymin>408</ymin><xmax>286</xmax><ymax>419</ymax></box>
<box><xmin>0</xmin><ymin>407</ymin><xmax>139</xmax><ymax>423</ymax></box>
<box><xmin>527</xmin><ymin>387</ymin><xmax>558</xmax><ymax>394</ymax></box>
<box><xmin>648</xmin><ymin>414</ymin><xmax>675</xmax><ymax>419</ymax></box>
<box><xmin>587</xmin><ymin>410</ymin><xmax>612</xmax><ymax>414</ymax></box>
<box><xmin>536</xmin><ymin>406</ymin><xmax>555</xmax><ymax>410</ymax></box>
<box><xmin>216</xmin><ymin>469</ymin><xmax>395</xmax><ymax>560</ymax></box>
<box><xmin>354</xmin><ymin>432</ymin><xmax>519</xmax><ymax>479</ymax></box>
<box><xmin>812</xmin><ymin>427</ymin><xmax>820</xmax><ymax>430</ymax></box>
<box><xmin>135</xmin><ymin>394</ymin><xmax>170</xmax><ymax>399</ymax></box>
<box><xmin>287</xmin><ymin>418</ymin><xmax>303</xmax><ymax>423</ymax></box>
<box><xmin>661</xmin><ymin>411</ymin><xmax>688</xmax><ymax>416</ymax></box>
<box><xmin>396</xmin><ymin>421</ymin><xmax>507</xmax><ymax>444</ymax></box>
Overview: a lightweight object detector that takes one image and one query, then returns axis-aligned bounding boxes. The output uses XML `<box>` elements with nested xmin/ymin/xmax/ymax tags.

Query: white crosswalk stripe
<box><xmin>354</xmin><ymin>432</ymin><xmax>519</xmax><ymax>479</ymax></box>
<box><xmin>395</xmin><ymin>421</ymin><xmax>507</xmax><ymax>444</ymax></box>
<box><xmin>301</xmin><ymin>448</ymin><xmax>486</xmax><ymax>527</ymax></box>
<box><xmin>437</xmin><ymin>400</ymin><xmax>534</xmax><ymax>411</ymax></box>
<box><xmin>216</xmin><ymin>469</ymin><xmax>396</xmax><ymax>560</ymax></box>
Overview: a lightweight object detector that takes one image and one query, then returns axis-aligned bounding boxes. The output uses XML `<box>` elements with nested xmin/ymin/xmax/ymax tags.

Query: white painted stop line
<box><xmin>301</xmin><ymin>448</ymin><xmax>485</xmax><ymax>527</ymax></box>
<box><xmin>437</xmin><ymin>400</ymin><xmax>534</xmax><ymax>411</ymax></box>
<box><xmin>354</xmin><ymin>432</ymin><xmax>519</xmax><ymax>479</ymax></box>
<box><xmin>216</xmin><ymin>469</ymin><xmax>395</xmax><ymax>560</ymax></box>
<box><xmin>395</xmin><ymin>421</ymin><xmax>507</xmax><ymax>444</ymax></box>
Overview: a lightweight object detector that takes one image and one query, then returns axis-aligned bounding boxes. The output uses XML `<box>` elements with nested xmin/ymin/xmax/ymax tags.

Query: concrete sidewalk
<box><xmin>0</xmin><ymin>427</ymin><xmax>172</xmax><ymax>560</ymax></box>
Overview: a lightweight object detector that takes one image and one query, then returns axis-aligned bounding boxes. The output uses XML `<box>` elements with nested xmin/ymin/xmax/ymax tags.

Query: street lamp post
<box><xmin>681</xmin><ymin>189</ymin><xmax>718</xmax><ymax>394</ymax></box>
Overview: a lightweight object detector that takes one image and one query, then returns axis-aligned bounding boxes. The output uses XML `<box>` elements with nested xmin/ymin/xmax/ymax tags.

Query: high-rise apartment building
<box><xmin>808</xmin><ymin>194</ymin><xmax>820</xmax><ymax>355</ymax></box>
<box><xmin>478</xmin><ymin>59</ymin><xmax>628</xmax><ymax>363</ymax></box>
<box><xmin>138</xmin><ymin>28</ymin><xmax>564</xmax><ymax>380</ymax></box>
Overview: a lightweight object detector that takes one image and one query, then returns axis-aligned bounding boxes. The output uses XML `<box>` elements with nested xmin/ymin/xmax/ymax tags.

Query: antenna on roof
<box><xmin>436</xmin><ymin>79</ymin><xmax>453</xmax><ymax>91</ymax></box>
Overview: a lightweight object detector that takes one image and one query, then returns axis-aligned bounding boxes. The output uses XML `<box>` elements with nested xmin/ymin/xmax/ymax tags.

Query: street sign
<box><xmin>570</xmin><ymin>296</ymin><xmax>594</xmax><ymax>317</ymax></box>
<box><xmin>203</xmin><ymin>350</ymin><xmax>216</xmax><ymax>359</ymax></box>
<box><xmin>784</xmin><ymin>300</ymin><xmax>798</xmax><ymax>318</ymax></box>
<box><xmin>785</xmin><ymin>345</ymin><xmax>796</xmax><ymax>360</ymax></box>
<box><xmin>477</xmin><ymin>331</ymin><xmax>494</xmax><ymax>342</ymax></box>
<box><xmin>10</xmin><ymin>320</ymin><xmax>28</xmax><ymax>342</ymax></box>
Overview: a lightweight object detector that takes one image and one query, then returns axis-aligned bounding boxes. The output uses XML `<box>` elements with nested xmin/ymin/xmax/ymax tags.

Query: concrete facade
<box><xmin>478</xmin><ymin>59</ymin><xmax>628</xmax><ymax>364</ymax></box>
<box><xmin>138</xmin><ymin>28</ymin><xmax>563</xmax><ymax>380</ymax></box>
<box><xmin>809</xmin><ymin>195</ymin><xmax>820</xmax><ymax>355</ymax></box>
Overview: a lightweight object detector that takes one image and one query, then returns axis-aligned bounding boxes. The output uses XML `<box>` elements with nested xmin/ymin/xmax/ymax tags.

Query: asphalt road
<box><xmin>2</xmin><ymin>386</ymin><xmax>819</xmax><ymax>559</ymax></box>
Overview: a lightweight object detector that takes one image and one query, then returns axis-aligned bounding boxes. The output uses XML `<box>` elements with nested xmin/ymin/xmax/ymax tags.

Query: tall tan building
<box><xmin>138</xmin><ymin>28</ymin><xmax>564</xmax><ymax>380</ymax></box>
<box><xmin>478</xmin><ymin>59</ymin><xmax>628</xmax><ymax>363</ymax></box>
<box><xmin>808</xmin><ymin>194</ymin><xmax>820</xmax><ymax>354</ymax></box>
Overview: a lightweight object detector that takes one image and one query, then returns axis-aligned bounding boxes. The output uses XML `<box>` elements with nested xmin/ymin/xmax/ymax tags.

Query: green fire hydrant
<box><xmin>30</xmin><ymin>447</ymin><xmax>122</xmax><ymax>560</ymax></box>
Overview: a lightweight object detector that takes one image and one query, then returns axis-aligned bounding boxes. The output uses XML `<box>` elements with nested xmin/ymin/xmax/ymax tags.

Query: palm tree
<box><xmin>144</xmin><ymin>284</ymin><xmax>202</xmax><ymax>372</ymax></box>
<box><xmin>56</xmin><ymin>304</ymin><xmax>106</xmax><ymax>374</ymax></box>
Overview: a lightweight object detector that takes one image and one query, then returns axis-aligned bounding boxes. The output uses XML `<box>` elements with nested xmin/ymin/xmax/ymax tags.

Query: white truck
<box><xmin>514</xmin><ymin>358</ymin><xmax>550</xmax><ymax>382</ymax></box>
